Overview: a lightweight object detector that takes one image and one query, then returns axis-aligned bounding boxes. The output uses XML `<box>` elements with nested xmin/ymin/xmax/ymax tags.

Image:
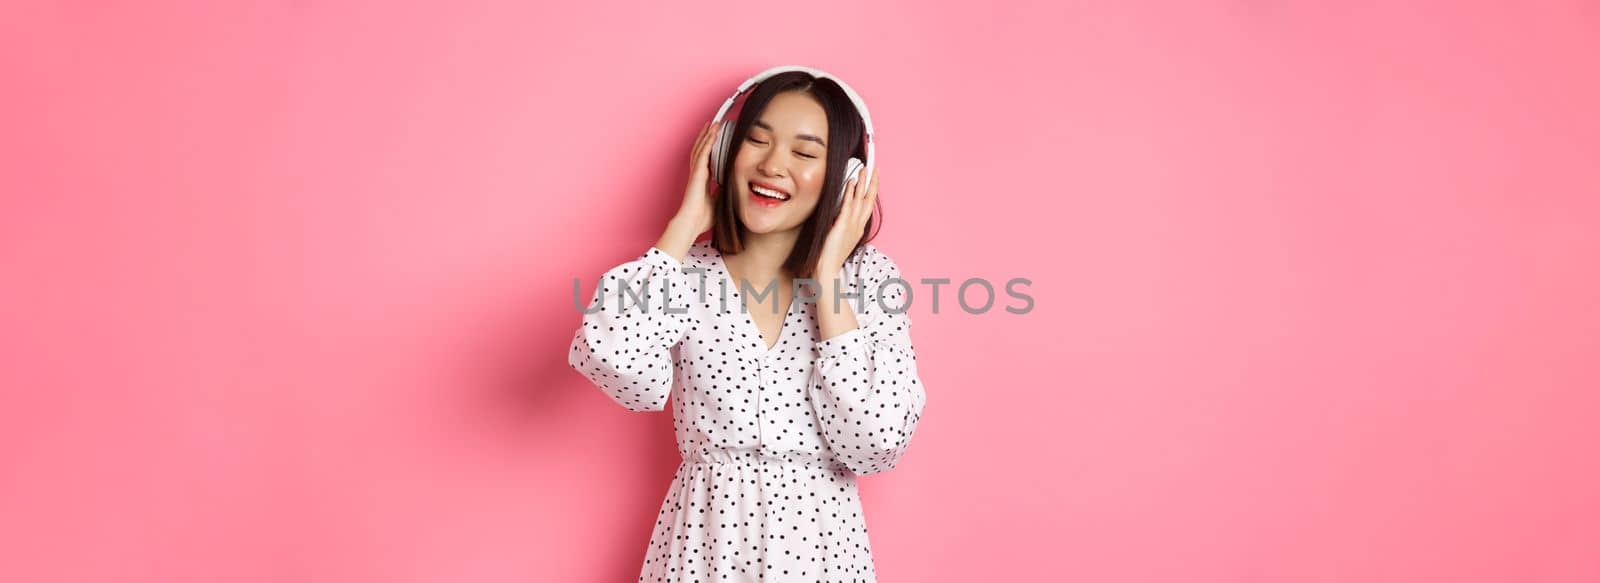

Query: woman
<box><xmin>568</xmin><ymin>68</ymin><xmax>927</xmax><ymax>582</ymax></box>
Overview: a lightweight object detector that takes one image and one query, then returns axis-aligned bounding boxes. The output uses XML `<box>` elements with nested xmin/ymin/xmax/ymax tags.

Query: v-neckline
<box><xmin>714</xmin><ymin>247</ymin><xmax>794</xmax><ymax>355</ymax></box>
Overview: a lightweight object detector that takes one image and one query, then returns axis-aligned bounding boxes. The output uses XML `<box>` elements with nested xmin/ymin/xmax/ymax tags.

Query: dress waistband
<box><xmin>683</xmin><ymin>448</ymin><xmax>846</xmax><ymax>471</ymax></box>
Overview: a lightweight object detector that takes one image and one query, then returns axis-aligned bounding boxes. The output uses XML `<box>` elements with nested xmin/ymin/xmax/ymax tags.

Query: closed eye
<box><xmin>747</xmin><ymin>137</ymin><xmax>818</xmax><ymax>159</ymax></box>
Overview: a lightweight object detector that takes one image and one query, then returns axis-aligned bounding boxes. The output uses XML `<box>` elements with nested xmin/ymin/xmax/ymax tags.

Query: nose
<box><xmin>757</xmin><ymin>148</ymin><xmax>785</xmax><ymax>178</ymax></box>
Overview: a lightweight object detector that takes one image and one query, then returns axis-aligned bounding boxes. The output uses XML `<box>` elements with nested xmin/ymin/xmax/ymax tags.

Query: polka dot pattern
<box><xmin>568</xmin><ymin>240</ymin><xmax>927</xmax><ymax>581</ymax></box>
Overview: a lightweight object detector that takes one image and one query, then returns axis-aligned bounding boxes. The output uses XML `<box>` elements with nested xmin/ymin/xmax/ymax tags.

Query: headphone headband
<box><xmin>710</xmin><ymin>65</ymin><xmax>875</xmax><ymax>175</ymax></box>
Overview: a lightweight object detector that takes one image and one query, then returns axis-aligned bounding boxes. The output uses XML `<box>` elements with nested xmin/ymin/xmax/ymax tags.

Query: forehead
<box><xmin>754</xmin><ymin>91</ymin><xmax>827</xmax><ymax>138</ymax></box>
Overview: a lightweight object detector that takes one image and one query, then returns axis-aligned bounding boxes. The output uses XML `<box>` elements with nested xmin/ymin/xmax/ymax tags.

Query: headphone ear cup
<box><xmin>839</xmin><ymin>157</ymin><xmax>865</xmax><ymax>203</ymax></box>
<box><xmin>709</xmin><ymin>121</ymin><xmax>737</xmax><ymax>185</ymax></box>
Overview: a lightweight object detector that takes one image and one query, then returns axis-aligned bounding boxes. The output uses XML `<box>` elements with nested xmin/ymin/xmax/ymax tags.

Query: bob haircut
<box><xmin>711</xmin><ymin>70</ymin><xmax>881</xmax><ymax>279</ymax></box>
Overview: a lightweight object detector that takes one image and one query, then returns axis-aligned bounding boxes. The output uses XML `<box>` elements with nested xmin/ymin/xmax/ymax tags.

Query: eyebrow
<box><xmin>753</xmin><ymin>120</ymin><xmax>826</xmax><ymax>147</ymax></box>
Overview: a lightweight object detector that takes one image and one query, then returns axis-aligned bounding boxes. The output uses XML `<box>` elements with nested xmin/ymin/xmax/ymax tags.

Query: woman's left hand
<box><xmin>816</xmin><ymin>165</ymin><xmax>879</xmax><ymax>277</ymax></box>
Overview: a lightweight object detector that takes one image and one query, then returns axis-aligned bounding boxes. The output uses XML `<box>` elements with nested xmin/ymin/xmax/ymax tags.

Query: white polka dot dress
<box><xmin>568</xmin><ymin>239</ymin><xmax>927</xmax><ymax>582</ymax></box>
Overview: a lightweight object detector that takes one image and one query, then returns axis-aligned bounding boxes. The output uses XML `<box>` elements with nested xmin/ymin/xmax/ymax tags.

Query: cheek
<box><xmin>795</xmin><ymin>166</ymin><xmax>826</xmax><ymax>198</ymax></box>
<box><xmin>732</xmin><ymin>146</ymin><xmax>762</xmax><ymax>171</ymax></box>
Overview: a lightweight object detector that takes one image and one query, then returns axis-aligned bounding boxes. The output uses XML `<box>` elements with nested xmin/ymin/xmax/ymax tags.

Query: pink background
<box><xmin>4</xmin><ymin>1</ymin><xmax>1598</xmax><ymax>581</ymax></box>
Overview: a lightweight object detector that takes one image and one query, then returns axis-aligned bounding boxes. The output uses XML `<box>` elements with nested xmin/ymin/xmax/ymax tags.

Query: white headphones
<box><xmin>708</xmin><ymin>65</ymin><xmax>875</xmax><ymax>203</ymax></box>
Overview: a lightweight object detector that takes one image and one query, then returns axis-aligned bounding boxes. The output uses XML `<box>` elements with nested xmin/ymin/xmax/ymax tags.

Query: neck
<box><xmin>727</xmin><ymin>228</ymin><xmax>800</xmax><ymax>285</ymax></box>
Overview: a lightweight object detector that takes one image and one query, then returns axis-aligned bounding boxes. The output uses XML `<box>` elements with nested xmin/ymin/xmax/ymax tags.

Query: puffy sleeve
<box><xmin>567</xmin><ymin>246</ymin><xmax>692</xmax><ymax>412</ymax></box>
<box><xmin>808</xmin><ymin>247</ymin><xmax>928</xmax><ymax>475</ymax></box>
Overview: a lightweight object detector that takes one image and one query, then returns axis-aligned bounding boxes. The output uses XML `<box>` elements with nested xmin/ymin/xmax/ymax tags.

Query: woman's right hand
<box><xmin>673</xmin><ymin>120</ymin><xmax>724</xmax><ymax>235</ymax></box>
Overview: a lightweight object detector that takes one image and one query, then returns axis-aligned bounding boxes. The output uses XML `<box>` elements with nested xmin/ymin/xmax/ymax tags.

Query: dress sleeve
<box><xmin>567</xmin><ymin>246</ymin><xmax>692</xmax><ymax>412</ymax></box>
<box><xmin>808</xmin><ymin>248</ymin><xmax>928</xmax><ymax>475</ymax></box>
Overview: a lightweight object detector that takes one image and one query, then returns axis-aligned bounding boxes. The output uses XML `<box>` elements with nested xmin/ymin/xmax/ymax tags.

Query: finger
<box><xmin>853</xmin><ymin>168</ymin><xmax>870</xmax><ymax>212</ymax></box>
<box><xmin>694</xmin><ymin>122</ymin><xmax>716</xmax><ymax>168</ymax></box>
<box><xmin>701</xmin><ymin>120</ymin><xmax>719</xmax><ymax>150</ymax></box>
<box><xmin>692</xmin><ymin>121</ymin><xmax>710</xmax><ymax>163</ymax></box>
<box><xmin>864</xmin><ymin>168</ymin><xmax>878</xmax><ymax>223</ymax></box>
<box><xmin>865</xmin><ymin>165</ymin><xmax>878</xmax><ymax>206</ymax></box>
<box><xmin>845</xmin><ymin>175</ymin><xmax>865</xmax><ymax>226</ymax></box>
<box><xmin>705</xmin><ymin>120</ymin><xmax>726</xmax><ymax>157</ymax></box>
<box><xmin>844</xmin><ymin>174</ymin><xmax>861</xmax><ymax>214</ymax></box>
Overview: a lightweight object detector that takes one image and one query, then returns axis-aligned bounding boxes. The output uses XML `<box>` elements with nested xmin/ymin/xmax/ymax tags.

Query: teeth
<box><xmin>751</xmin><ymin>185</ymin><xmax>789</xmax><ymax>200</ymax></box>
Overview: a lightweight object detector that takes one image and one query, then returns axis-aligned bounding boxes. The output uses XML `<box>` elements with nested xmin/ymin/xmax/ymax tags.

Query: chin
<box><xmin>739</xmin><ymin>214</ymin><xmax>789</xmax><ymax>234</ymax></box>
<box><xmin>736</xmin><ymin>191</ymin><xmax>805</xmax><ymax>234</ymax></box>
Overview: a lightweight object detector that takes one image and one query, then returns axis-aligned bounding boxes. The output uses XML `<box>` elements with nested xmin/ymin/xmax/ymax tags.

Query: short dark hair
<box><xmin>710</xmin><ymin>71</ymin><xmax>881</xmax><ymax>279</ymax></box>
